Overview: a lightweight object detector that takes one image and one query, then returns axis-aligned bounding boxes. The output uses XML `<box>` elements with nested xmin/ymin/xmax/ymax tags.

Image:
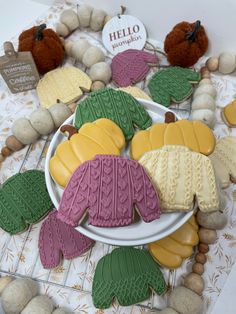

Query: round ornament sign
<box><xmin>102</xmin><ymin>15</ymin><xmax>147</xmax><ymax>55</ymax></box>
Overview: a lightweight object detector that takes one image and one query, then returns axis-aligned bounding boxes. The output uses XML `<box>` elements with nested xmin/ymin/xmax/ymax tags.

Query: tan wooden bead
<box><xmin>91</xmin><ymin>80</ymin><xmax>105</xmax><ymax>91</ymax></box>
<box><xmin>192</xmin><ymin>263</ymin><xmax>204</xmax><ymax>275</ymax></box>
<box><xmin>1</xmin><ymin>146</ymin><xmax>13</xmax><ymax>157</ymax></box>
<box><xmin>184</xmin><ymin>273</ymin><xmax>204</xmax><ymax>295</ymax></box>
<box><xmin>200</xmin><ymin>66</ymin><xmax>211</xmax><ymax>78</ymax></box>
<box><xmin>67</xmin><ymin>102</ymin><xmax>77</xmax><ymax>113</ymax></box>
<box><xmin>198</xmin><ymin>243</ymin><xmax>209</xmax><ymax>254</ymax></box>
<box><xmin>6</xmin><ymin>135</ymin><xmax>24</xmax><ymax>151</ymax></box>
<box><xmin>0</xmin><ymin>153</ymin><xmax>5</xmax><ymax>162</ymax></box>
<box><xmin>198</xmin><ymin>228</ymin><xmax>217</xmax><ymax>244</ymax></box>
<box><xmin>206</xmin><ymin>57</ymin><xmax>219</xmax><ymax>72</ymax></box>
<box><xmin>195</xmin><ymin>252</ymin><xmax>207</xmax><ymax>264</ymax></box>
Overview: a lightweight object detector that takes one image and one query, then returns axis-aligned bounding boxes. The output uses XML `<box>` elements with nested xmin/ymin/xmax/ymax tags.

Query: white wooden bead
<box><xmin>60</xmin><ymin>9</ymin><xmax>79</xmax><ymax>32</ymax></box>
<box><xmin>191</xmin><ymin>109</ymin><xmax>216</xmax><ymax>129</ymax></box>
<box><xmin>70</xmin><ymin>39</ymin><xmax>91</xmax><ymax>61</ymax></box>
<box><xmin>90</xmin><ymin>9</ymin><xmax>106</xmax><ymax>31</ymax></box>
<box><xmin>56</xmin><ymin>23</ymin><xmax>69</xmax><ymax>37</ymax></box>
<box><xmin>89</xmin><ymin>62</ymin><xmax>111</xmax><ymax>83</ymax></box>
<box><xmin>12</xmin><ymin>118</ymin><xmax>40</xmax><ymax>145</ymax></box>
<box><xmin>48</xmin><ymin>102</ymin><xmax>72</xmax><ymax>128</ymax></box>
<box><xmin>77</xmin><ymin>5</ymin><xmax>93</xmax><ymax>27</ymax></box>
<box><xmin>191</xmin><ymin>94</ymin><xmax>216</xmax><ymax>111</ymax></box>
<box><xmin>22</xmin><ymin>296</ymin><xmax>55</xmax><ymax>314</ymax></box>
<box><xmin>193</xmin><ymin>84</ymin><xmax>217</xmax><ymax>99</ymax></box>
<box><xmin>2</xmin><ymin>279</ymin><xmax>37</xmax><ymax>314</ymax></box>
<box><xmin>218</xmin><ymin>52</ymin><xmax>236</xmax><ymax>74</ymax></box>
<box><xmin>82</xmin><ymin>46</ymin><xmax>105</xmax><ymax>68</ymax></box>
<box><xmin>30</xmin><ymin>109</ymin><xmax>55</xmax><ymax>135</ymax></box>
<box><xmin>184</xmin><ymin>273</ymin><xmax>204</xmax><ymax>295</ymax></box>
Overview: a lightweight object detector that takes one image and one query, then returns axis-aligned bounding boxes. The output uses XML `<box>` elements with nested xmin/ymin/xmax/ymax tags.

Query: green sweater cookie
<box><xmin>0</xmin><ymin>170</ymin><xmax>52</xmax><ymax>235</ymax></box>
<box><xmin>92</xmin><ymin>247</ymin><xmax>166</xmax><ymax>309</ymax></box>
<box><xmin>74</xmin><ymin>88</ymin><xmax>152</xmax><ymax>140</ymax></box>
<box><xmin>148</xmin><ymin>67</ymin><xmax>201</xmax><ymax>107</ymax></box>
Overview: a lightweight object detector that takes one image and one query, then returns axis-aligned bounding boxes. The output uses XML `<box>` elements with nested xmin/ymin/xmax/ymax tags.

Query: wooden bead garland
<box><xmin>191</xmin><ymin>67</ymin><xmax>217</xmax><ymax>129</ymax></box>
<box><xmin>65</xmin><ymin>38</ymin><xmax>111</xmax><ymax>87</ymax></box>
<box><xmin>56</xmin><ymin>5</ymin><xmax>109</xmax><ymax>38</ymax></box>
<box><xmin>0</xmin><ymin>102</ymin><xmax>76</xmax><ymax>165</ymax></box>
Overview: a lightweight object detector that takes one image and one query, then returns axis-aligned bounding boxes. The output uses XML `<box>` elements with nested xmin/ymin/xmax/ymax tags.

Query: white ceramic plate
<box><xmin>45</xmin><ymin>99</ymin><xmax>193</xmax><ymax>246</ymax></box>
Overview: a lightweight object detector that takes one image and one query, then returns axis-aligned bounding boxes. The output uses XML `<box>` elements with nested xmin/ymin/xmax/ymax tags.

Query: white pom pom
<box><xmin>64</xmin><ymin>40</ymin><xmax>74</xmax><ymax>56</ymax></box>
<box><xmin>82</xmin><ymin>46</ymin><xmax>105</xmax><ymax>68</ymax></box>
<box><xmin>90</xmin><ymin>9</ymin><xmax>106</xmax><ymax>31</ymax></box>
<box><xmin>60</xmin><ymin>9</ymin><xmax>79</xmax><ymax>32</ymax></box>
<box><xmin>30</xmin><ymin>109</ymin><xmax>55</xmax><ymax>135</ymax></box>
<box><xmin>191</xmin><ymin>94</ymin><xmax>216</xmax><ymax>111</ymax></box>
<box><xmin>191</xmin><ymin>109</ymin><xmax>216</xmax><ymax>129</ymax></box>
<box><xmin>218</xmin><ymin>52</ymin><xmax>236</xmax><ymax>74</ymax></box>
<box><xmin>48</xmin><ymin>102</ymin><xmax>72</xmax><ymax>128</ymax></box>
<box><xmin>193</xmin><ymin>84</ymin><xmax>217</xmax><ymax>99</ymax></box>
<box><xmin>21</xmin><ymin>296</ymin><xmax>55</xmax><ymax>314</ymax></box>
<box><xmin>12</xmin><ymin>118</ymin><xmax>40</xmax><ymax>145</ymax></box>
<box><xmin>89</xmin><ymin>62</ymin><xmax>111</xmax><ymax>83</ymax></box>
<box><xmin>77</xmin><ymin>5</ymin><xmax>93</xmax><ymax>27</ymax></box>
<box><xmin>56</xmin><ymin>23</ymin><xmax>69</xmax><ymax>37</ymax></box>
<box><xmin>70</xmin><ymin>39</ymin><xmax>91</xmax><ymax>61</ymax></box>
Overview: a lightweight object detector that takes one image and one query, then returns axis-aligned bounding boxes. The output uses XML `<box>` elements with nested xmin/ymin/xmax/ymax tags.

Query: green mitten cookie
<box><xmin>92</xmin><ymin>247</ymin><xmax>166</xmax><ymax>309</ymax></box>
<box><xmin>74</xmin><ymin>88</ymin><xmax>152</xmax><ymax>140</ymax></box>
<box><xmin>0</xmin><ymin>170</ymin><xmax>52</xmax><ymax>235</ymax></box>
<box><xmin>148</xmin><ymin>67</ymin><xmax>201</xmax><ymax>107</ymax></box>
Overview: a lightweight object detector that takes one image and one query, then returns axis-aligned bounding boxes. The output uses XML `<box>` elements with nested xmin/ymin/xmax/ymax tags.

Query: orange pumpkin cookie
<box><xmin>222</xmin><ymin>100</ymin><xmax>236</xmax><ymax>127</ymax></box>
<box><xmin>149</xmin><ymin>216</ymin><xmax>199</xmax><ymax>269</ymax></box>
<box><xmin>49</xmin><ymin>118</ymin><xmax>125</xmax><ymax>187</ymax></box>
<box><xmin>130</xmin><ymin>119</ymin><xmax>215</xmax><ymax>160</ymax></box>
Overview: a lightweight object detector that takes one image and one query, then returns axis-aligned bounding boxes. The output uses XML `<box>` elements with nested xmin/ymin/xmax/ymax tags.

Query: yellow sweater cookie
<box><xmin>139</xmin><ymin>145</ymin><xmax>219</xmax><ymax>213</ymax></box>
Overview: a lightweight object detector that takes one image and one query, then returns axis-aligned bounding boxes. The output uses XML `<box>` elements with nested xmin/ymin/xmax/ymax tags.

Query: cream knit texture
<box><xmin>139</xmin><ymin>145</ymin><xmax>219</xmax><ymax>213</ymax></box>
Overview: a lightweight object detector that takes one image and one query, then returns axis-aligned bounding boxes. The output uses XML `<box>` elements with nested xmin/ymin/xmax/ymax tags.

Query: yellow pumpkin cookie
<box><xmin>222</xmin><ymin>100</ymin><xmax>236</xmax><ymax>127</ymax></box>
<box><xmin>130</xmin><ymin>119</ymin><xmax>215</xmax><ymax>160</ymax></box>
<box><xmin>139</xmin><ymin>145</ymin><xmax>219</xmax><ymax>213</ymax></box>
<box><xmin>209</xmin><ymin>136</ymin><xmax>236</xmax><ymax>188</ymax></box>
<box><xmin>37</xmin><ymin>67</ymin><xmax>92</xmax><ymax>108</ymax></box>
<box><xmin>49</xmin><ymin>118</ymin><xmax>125</xmax><ymax>187</ymax></box>
<box><xmin>148</xmin><ymin>216</ymin><xmax>199</xmax><ymax>269</ymax></box>
<box><xmin>117</xmin><ymin>86</ymin><xmax>152</xmax><ymax>100</ymax></box>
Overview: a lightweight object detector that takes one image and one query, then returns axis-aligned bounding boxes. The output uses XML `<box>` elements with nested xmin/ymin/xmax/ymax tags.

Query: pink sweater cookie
<box><xmin>111</xmin><ymin>49</ymin><xmax>158</xmax><ymax>87</ymax></box>
<box><xmin>39</xmin><ymin>211</ymin><xmax>94</xmax><ymax>269</ymax></box>
<box><xmin>58</xmin><ymin>155</ymin><xmax>161</xmax><ymax>228</ymax></box>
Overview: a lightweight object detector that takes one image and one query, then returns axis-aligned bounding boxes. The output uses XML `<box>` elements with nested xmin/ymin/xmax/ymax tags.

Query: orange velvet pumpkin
<box><xmin>18</xmin><ymin>24</ymin><xmax>65</xmax><ymax>74</ymax></box>
<box><xmin>164</xmin><ymin>20</ymin><xmax>208</xmax><ymax>68</ymax></box>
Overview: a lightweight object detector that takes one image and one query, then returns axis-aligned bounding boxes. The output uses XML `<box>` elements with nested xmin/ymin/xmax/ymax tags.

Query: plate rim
<box><xmin>45</xmin><ymin>98</ymin><xmax>193</xmax><ymax>245</ymax></box>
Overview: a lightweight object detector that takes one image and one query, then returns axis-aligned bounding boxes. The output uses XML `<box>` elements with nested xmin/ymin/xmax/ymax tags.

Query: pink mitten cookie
<box><xmin>39</xmin><ymin>211</ymin><xmax>94</xmax><ymax>269</ymax></box>
<box><xmin>111</xmin><ymin>49</ymin><xmax>158</xmax><ymax>87</ymax></box>
<box><xmin>58</xmin><ymin>155</ymin><xmax>161</xmax><ymax>227</ymax></box>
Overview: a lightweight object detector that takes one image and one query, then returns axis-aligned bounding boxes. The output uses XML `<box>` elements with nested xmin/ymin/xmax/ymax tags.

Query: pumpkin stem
<box><xmin>165</xmin><ymin>112</ymin><xmax>176</xmax><ymax>123</ymax></box>
<box><xmin>35</xmin><ymin>24</ymin><xmax>47</xmax><ymax>41</ymax></box>
<box><xmin>186</xmin><ymin>20</ymin><xmax>201</xmax><ymax>43</ymax></box>
<box><xmin>60</xmin><ymin>125</ymin><xmax>78</xmax><ymax>139</ymax></box>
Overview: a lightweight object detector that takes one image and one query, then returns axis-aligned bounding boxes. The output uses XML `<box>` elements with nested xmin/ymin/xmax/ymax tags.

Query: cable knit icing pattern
<box><xmin>92</xmin><ymin>247</ymin><xmax>166</xmax><ymax>308</ymax></box>
<box><xmin>139</xmin><ymin>145</ymin><xmax>219</xmax><ymax>213</ymax></box>
<box><xmin>74</xmin><ymin>88</ymin><xmax>152</xmax><ymax>140</ymax></box>
<box><xmin>0</xmin><ymin>170</ymin><xmax>52</xmax><ymax>235</ymax></box>
<box><xmin>57</xmin><ymin>155</ymin><xmax>161</xmax><ymax>227</ymax></box>
<box><xmin>209</xmin><ymin>136</ymin><xmax>236</xmax><ymax>189</ymax></box>
<box><xmin>111</xmin><ymin>49</ymin><xmax>158</xmax><ymax>87</ymax></box>
<box><xmin>39</xmin><ymin>211</ymin><xmax>94</xmax><ymax>269</ymax></box>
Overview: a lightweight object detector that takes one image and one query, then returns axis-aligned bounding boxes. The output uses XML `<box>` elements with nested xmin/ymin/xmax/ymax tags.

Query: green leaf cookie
<box><xmin>0</xmin><ymin>170</ymin><xmax>52</xmax><ymax>235</ymax></box>
<box><xmin>92</xmin><ymin>247</ymin><xmax>166</xmax><ymax>309</ymax></box>
<box><xmin>148</xmin><ymin>66</ymin><xmax>201</xmax><ymax>107</ymax></box>
<box><xmin>74</xmin><ymin>88</ymin><xmax>152</xmax><ymax>140</ymax></box>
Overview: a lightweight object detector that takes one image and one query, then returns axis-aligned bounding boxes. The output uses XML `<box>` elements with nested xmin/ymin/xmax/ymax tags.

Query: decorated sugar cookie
<box><xmin>74</xmin><ymin>88</ymin><xmax>152</xmax><ymax>140</ymax></box>
<box><xmin>139</xmin><ymin>145</ymin><xmax>219</xmax><ymax>213</ymax></box>
<box><xmin>148</xmin><ymin>67</ymin><xmax>200</xmax><ymax>106</ymax></box>
<box><xmin>209</xmin><ymin>136</ymin><xmax>236</xmax><ymax>188</ymax></box>
<box><xmin>39</xmin><ymin>211</ymin><xmax>94</xmax><ymax>269</ymax></box>
<box><xmin>111</xmin><ymin>49</ymin><xmax>158</xmax><ymax>87</ymax></box>
<box><xmin>149</xmin><ymin>216</ymin><xmax>199</xmax><ymax>269</ymax></box>
<box><xmin>57</xmin><ymin>155</ymin><xmax>161</xmax><ymax>228</ymax></box>
<box><xmin>92</xmin><ymin>247</ymin><xmax>166</xmax><ymax>308</ymax></box>
<box><xmin>37</xmin><ymin>67</ymin><xmax>92</xmax><ymax>108</ymax></box>
<box><xmin>130</xmin><ymin>119</ymin><xmax>215</xmax><ymax>160</ymax></box>
<box><xmin>117</xmin><ymin>86</ymin><xmax>151</xmax><ymax>100</ymax></box>
<box><xmin>49</xmin><ymin>119</ymin><xmax>125</xmax><ymax>188</ymax></box>
<box><xmin>0</xmin><ymin>170</ymin><xmax>52</xmax><ymax>234</ymax></box>
<box><xmin>222</xmin><ymin>99</ymin><xmax>236</xmax><ymax>127</ymax></box>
